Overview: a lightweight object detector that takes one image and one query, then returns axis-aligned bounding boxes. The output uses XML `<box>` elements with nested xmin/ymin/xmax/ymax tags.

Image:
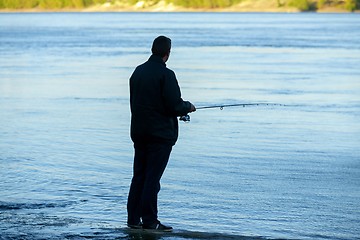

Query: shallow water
<box><xmin>1</xmin><ymin>13</ymin><xmax>360</xmax><ymax>240</ymax></box>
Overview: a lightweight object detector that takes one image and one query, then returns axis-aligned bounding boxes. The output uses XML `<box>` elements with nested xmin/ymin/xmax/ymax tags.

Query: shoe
<box><xmin>127</xmin><ymin>222</ymin><xmax>143</xmax><ymax>229</ymax></box>
<box><xmin>143</xmin><ymin>222</ymin><xmax>173</xmax><ymax>232</ymax></box>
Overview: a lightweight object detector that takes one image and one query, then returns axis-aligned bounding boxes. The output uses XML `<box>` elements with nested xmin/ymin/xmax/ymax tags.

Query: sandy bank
<box><xmin>0</xmin><ymin>0</ymin><xmax>356</xmax><ymax>13</ymax></box>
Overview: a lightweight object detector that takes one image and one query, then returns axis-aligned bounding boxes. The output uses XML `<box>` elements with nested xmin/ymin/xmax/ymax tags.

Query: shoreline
<box><xmin>0</xmin><ymin>3</ymin><xmax>356</xmax><ymax>13</ymax></box>
<box><xmin>0</xmin><ymin>9</ymin><xmax>355</xmax><ymax>13</ymax></box>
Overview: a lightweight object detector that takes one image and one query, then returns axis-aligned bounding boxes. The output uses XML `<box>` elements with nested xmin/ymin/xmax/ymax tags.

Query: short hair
<box><xmin>151</xmin><ymin>36</ymin><xmax>171</xmax><ymax>57</ymax></box>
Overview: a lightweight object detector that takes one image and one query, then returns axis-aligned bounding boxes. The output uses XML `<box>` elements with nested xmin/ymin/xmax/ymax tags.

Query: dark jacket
<box><xmin>130</xmin><ymin>55</ymin><xmax>192</xmax><ymax>145</ymax></box>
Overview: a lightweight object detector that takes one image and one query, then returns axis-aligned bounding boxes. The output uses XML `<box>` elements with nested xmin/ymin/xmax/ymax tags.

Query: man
<box><xmin>127</xmin><ymin>36</ymin><xmax>196</xmax><ymax>231</ymax></box>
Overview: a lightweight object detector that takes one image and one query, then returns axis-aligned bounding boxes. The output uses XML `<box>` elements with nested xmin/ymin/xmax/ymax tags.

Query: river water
<box><xmin>0</xmin><ymin>12</ymin><xmax>359</xmax><ymax>240</ymax></box>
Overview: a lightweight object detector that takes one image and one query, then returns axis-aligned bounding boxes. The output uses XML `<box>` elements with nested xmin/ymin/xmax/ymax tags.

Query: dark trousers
<box><xmin>127</xmin><ymin>141</ymin><xmax>172</xmax><ymax>226</ymax></box>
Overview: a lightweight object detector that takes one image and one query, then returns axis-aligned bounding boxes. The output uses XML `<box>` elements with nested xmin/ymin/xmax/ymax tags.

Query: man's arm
<box><xmin>162</xmin><ymin>70</ymin><xmax>195</xmax><ymax>116</ymax></box>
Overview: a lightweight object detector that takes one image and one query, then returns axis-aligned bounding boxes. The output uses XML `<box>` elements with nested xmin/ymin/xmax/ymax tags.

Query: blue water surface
<box><xmin>1</xmin><ymin>12</ymin><xmax>360</xmax><ymax>240</ymax></box>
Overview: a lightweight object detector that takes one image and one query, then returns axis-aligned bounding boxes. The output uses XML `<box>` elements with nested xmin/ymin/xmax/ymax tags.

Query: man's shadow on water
<box><xmin>120</xmin><ymin>227</ymin><xmax>264</xmax><ymax>240</ymax></box>
<box><xmin>122</xmin><ymin>228</ymin><xmax>164</xmax><ymax>240</ymax></box>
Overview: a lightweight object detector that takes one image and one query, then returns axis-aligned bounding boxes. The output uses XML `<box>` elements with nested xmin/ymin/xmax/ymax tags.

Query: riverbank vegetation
<box><xmin>0</xmin><ymin>0</ymin><xmax>359</xmax><ymax>12</ymax></box>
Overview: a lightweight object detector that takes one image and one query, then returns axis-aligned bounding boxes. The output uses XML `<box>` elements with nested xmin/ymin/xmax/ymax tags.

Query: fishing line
<box><xmin>180</xmin><ymin>102</ymin><xmax>285</xmax><ymax>122</ymax></box>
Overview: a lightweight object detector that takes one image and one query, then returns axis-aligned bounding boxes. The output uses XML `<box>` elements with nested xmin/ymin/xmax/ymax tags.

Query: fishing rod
<box><xmin>196</xmin><ymin>102</ymin><xmax>284</xmax><ymax>110</ymax></box>
<box><xmin>180</xmin><ymin>102</ymin><xmax>284</xmax><ymax>122</ymax></box>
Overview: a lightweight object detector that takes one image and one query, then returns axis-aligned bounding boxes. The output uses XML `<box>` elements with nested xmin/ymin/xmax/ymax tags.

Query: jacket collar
<box><xmin>149</xmin><ymin>54</ymin><xmax>166</xmax><ymax>66</ymax></box>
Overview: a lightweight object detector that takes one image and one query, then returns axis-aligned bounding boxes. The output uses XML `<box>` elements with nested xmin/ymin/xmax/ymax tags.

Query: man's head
<box><xmin>152</xmin><ymin>36</ymin><xmax>171</xmax><ymax>62</ymax></box>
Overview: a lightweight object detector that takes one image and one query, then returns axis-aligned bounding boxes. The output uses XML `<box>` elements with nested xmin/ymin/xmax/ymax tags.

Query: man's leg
<box><xmin>127</xmin><ymin>142</ymin><xmax>147</xmax><ymax>226</ymax></box>
<box><xmin>141</xmin><ymin>142</ymin><xmax>172</xmax><ymax>227</ymax></box>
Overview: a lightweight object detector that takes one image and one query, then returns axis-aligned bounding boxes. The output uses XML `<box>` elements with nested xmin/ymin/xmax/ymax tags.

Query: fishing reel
<box><xmin>179</xmin><ymin>115</ymin><xmax>190</xmax><ymax>122</ymax></box>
